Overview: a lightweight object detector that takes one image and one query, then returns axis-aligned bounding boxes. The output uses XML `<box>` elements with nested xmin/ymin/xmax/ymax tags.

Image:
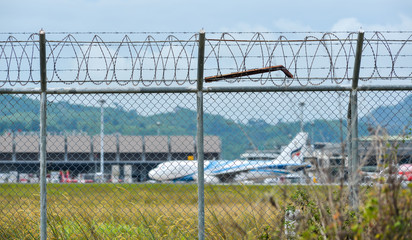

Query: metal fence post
<box><xmin>39</xmin><ymin>29</ymin><xmax>48</xmax><ymax>240</ymax></box>
<box><xmin>196</xmin><ymin>29</ymin><xmax>206</xmax><ymax>240</ymax></box>
<box><xmin>349</xmin><ymin>30</ymin><xmax>364</xmax><ymax>210</ymax></box>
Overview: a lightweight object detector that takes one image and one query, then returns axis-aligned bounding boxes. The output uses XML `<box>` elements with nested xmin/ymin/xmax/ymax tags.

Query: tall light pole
<box><xmin>299</xmin><ymin>102</ymin><xmax>305</xmax><ymax>132</ymax></box>
<box><xmin>99</xmin><ymin>99</ymin><xmax>106</xmax><ymax>176</ymax></box>
<box><xmin>156</xmin><ymin>121</ymin><xmax>161</xmax><ymax>136</ymax></box>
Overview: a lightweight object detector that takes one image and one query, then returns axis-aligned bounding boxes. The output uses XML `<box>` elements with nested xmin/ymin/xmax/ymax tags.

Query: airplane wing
<box><xmin>263</xmin><ymin>163</ymin><xmax>311</xmax><ymax>171</ymax></box>
<box><xmin>204</xmin><ymin>162</ymin><xmax>310</xmax><ymax>182</ymax></box>
<box><xmin>204</xmin><ymin>160</ymin><xmax>277</xmax><ymax>182</ymax></box>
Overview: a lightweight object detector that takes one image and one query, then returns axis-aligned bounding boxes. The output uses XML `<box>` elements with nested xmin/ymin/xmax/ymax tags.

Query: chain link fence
<box><xmin>0</xmin><ymin>31</ymin><xmax>411</xmax><ymax>239</ymax></box>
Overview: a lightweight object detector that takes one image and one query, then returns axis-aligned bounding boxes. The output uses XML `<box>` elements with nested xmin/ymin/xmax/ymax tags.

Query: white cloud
<box><xmin>332</xmin><ymin>15</ymin><xmax>412</xmax><ymax>32</ymax></box>
<box><xmin>331</xmin><ymin>18</ymin><xmax>362</xmax><ymax>32</ymax></box>
<box><xmin>399</xmin><ymin>14</ymin><xmax>412</xmax><ymax>29</ymax></box>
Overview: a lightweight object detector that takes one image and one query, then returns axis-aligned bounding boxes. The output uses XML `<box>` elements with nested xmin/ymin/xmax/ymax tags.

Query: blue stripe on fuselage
<box><xmin>207</xmin><ymin>160</ymin><xmax>275</xmax><ymax>174</ymax></box>
<box><xmin>171</xmin><ymin>174</ymin><xmax>195</xmax><ymax>182</ymax></box>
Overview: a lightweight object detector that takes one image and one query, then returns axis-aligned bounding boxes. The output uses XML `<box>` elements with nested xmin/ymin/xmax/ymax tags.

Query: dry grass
<box><xmin>0</xmin><ymin>182</ymin><xmax>411</xmax><ymax>239</ymax></box>
<box><xmin>0</xmin><ymin>183</ymin><xmax>283</xmax><ymax>239</ymax></box>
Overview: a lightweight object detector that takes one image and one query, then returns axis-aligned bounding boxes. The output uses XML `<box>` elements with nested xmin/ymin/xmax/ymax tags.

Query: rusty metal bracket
<box><xmin>204</xmin><ymin>65</ymin><xmax>293</xmax><ymax>82</ymax></box>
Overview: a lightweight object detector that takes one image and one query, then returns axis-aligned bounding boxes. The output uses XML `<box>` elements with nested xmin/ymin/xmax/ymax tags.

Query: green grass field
<box><xmin>0</xmin><ymin>183</ymin><xmax>411</xmax><ymax>239</ymax></box>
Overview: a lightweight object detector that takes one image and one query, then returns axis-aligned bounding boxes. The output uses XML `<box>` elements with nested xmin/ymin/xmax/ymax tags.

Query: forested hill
<box><xmin>1</xmin><ymin>94</ymin><xmax>410</xmax><ymax>159</ymax></box>
<box><xmin>363</xmin><ymin>94</ymin><xmax>412</xmax><ymax>134</ymax></box>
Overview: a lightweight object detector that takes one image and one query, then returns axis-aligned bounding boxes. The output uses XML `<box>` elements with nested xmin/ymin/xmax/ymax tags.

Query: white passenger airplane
<box><xmin>148</xmin><ymin>132</ymin><xmax>310</xmax><ymax>183</ymax></box>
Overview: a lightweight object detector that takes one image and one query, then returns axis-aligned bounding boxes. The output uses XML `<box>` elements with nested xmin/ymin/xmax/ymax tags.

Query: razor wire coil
<box><xmin>0</xmin><ymin>31</ymin><xmax>411</xmax><ymax>87</ymax></box>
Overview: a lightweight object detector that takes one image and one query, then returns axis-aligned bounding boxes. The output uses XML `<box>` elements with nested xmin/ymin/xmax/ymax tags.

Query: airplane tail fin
<box><xmin>275</xmin><ymin>132</ymin><xmax>308</xmax><ymax>164</ymax></box>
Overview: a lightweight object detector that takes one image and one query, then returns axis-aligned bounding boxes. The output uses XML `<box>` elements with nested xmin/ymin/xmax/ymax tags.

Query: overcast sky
<box><xmin>1</xmin><ymin>0</ymin><xmax>411</xmax><ymax>33</ymax></box>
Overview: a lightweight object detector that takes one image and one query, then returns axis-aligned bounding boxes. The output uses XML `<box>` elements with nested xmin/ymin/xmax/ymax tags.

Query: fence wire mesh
<box><xmin>0</xmin><ymin>31</ymin><xmax>411</xmax><ymax>239</ymax></box>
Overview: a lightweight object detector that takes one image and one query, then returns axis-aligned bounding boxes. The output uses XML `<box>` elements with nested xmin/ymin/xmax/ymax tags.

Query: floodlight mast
<box><xmin>204</xmin><ymin>65</ymin><xmax>293</xmax><ymax>82</ymax></box>
<box><xmin>99</xmin><ymin>99</ymin><xmax>106</xmax><ymax>177</ymax></box>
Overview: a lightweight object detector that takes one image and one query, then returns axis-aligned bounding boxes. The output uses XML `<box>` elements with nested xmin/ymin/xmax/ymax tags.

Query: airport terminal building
<box><xmin>0</xmin><ymin>132</ymin><xmax>221</xmax><ymax>181</ymax></box>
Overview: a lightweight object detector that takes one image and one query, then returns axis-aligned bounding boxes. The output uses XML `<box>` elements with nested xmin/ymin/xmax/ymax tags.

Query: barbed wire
<box><xmin>0</xmin><ymin>31</ymin><xmax>411</xmax><ymax>87</ymax></box>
